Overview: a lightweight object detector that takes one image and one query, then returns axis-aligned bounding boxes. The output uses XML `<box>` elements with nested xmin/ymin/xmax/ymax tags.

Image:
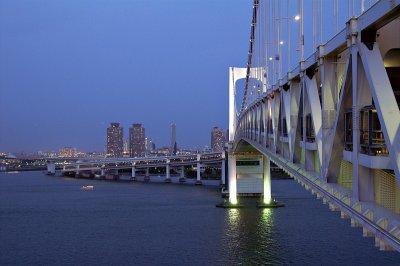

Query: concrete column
<box><xmin>46</xmin><ymin>161</ymin><xmax>55</xmax><ymax>175</ymax></box>
<box><xmin>228</xmin><ymin>153</ymin><xmax>237</xmax><ymax>204</ymax></box>
<box><xmin>101</xmin><ymin>168</ymin><xmax>105</xmax><ymax>178</ymax></box>
<box><xmin>221</xmin><ymin>157</ymin><xmax>226</xmax><ymax>186</ymax></box>
<box><xmin>131</xmin><ymin>166</ymin><xmax>136</xmax><ymax>181</ymax></box>
<box><xmin>179</xmin><ymin>165</ymin><xmax>185</xmax><ymax>183</ymax></box>
<box><xmin>76</xmin><ymin>165</ymin><xmax>80</xmax><ymax>178</ymax></box>
<box><xmin>263</xmin><ymin>156</ymin><xmax>272</xmax><ymax>204</ymax></box>
<box><xmin>144</xmin><ymin>168</ymin><xmax>150</xmax><ymax>182</ymax></box>
<box><xmin>113</xmin><ymin>169</ymin><xmax>119</xmax><ymax>180</ymax></box>
<box><xmin>90</xmin><ymin>168</ymin><xmax>95</xmax><ymax>178</ymax></box>
<box><xmin>351</xmin><ymin>43</ymin><xmax>360</xmax><ymax>201</ymax></box>
<box><xmin>195</xmin><ymin>154</ymin><xmax>202</xmax><ymax>185</ymax></box>
<box><xmin>165</xmin><ymin>160</ymin><xmax>171</xmax><ymax>183</ymax></box>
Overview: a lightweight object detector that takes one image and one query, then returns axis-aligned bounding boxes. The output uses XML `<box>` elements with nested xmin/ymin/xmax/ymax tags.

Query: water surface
<box><xmin>0</xmin><ymin>172</ymin><xmax>399</xmax><ymax>265</ymax></box>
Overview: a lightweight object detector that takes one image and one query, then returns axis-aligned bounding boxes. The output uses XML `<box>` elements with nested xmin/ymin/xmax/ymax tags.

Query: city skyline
<box><xmin>0</xmin><ymin>0</ymin><xmax>360</xmax><ymax>153</ymax></box>
<box><xmin>0</xmin><ymin>0</ymin><xmax>252</xmax><ymax>153</ymax></box>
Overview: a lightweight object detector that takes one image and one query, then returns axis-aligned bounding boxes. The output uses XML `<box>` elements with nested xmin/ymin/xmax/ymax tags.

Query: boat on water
<box><xmin>81</xmin><ymin>185</ymin><xmax>94</xmax><ymax>190</ymax></box>
<box><xmin>6</xmin><ymin>171</ymin><xmax>19</xmax><ymax>174</ymax></box>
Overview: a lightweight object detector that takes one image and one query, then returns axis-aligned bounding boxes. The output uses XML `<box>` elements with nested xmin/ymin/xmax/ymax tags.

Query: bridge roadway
<box><xmin>226</xmin><ymin>0</ymin><xmax>400</xmax><ymax>252</ymax></box>
<box><xmin>47</xmin><ymin>152</ymin><xmax>225</xmax><ymax>185</ymax></box>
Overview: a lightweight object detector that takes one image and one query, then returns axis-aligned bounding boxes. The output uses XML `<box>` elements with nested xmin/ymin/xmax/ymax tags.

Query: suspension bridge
<box><xmin>45</xmin><ymin>0</ymin><xmax>400</xmax><ymax>252</ymax></box>
<box><xmin>224</xmin><ymin>0</ymin><xmax>400</xmax><ymax>251</ymax></box>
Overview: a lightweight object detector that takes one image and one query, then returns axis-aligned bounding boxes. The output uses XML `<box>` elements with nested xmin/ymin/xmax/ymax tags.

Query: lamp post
<box><xmin>275</xmin><ymin>14</ymin><xmax>300</xmax><ymax>81</ymax></box>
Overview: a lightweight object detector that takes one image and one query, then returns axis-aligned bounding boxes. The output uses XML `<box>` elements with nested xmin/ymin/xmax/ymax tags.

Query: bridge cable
<box><xmin>239</xmin><ymin>0</ymin><xmax>259</xmax><ymax>115</ymax></box>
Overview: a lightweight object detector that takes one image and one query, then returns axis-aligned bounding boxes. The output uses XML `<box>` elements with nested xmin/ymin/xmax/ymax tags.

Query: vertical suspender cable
<box><xmin>272</xmin><ymin>0</ymin><xmax>275</xmax><ymax>85</ymax></box>
<box><xmin>268</xmin><ymin>0</ymin><xmax>271</xmax><ymax>87</ymax></box>
<box><xmin>312</xmin><ymin>0</ymin><xmax>315</xmax><ymax>51</ymax></box>
<box><xmin>299</xmin><ymin>0</ymin><xmax>304</xmax><ymax>62</ymax></box>
<box><xmin>278</xmin><ymin>0</ymin><xmax>282</xmax><ymax>81</ymax></box>
<box><xmin>319</xmin><ymin>0</ymin><xmax>322</xmax><ymax>45</ymax></box>
<box><xmin>348</xmin><ymin>0</ymin><xmax>350</xmax><ymax>21</ymax></box>
<box><xmin>361</xmin><ymin>0</ymin><xmax>365</xmax><ymax>13</ymax></box>
<box><xmin>287</xmin><ymin>0</ymin><xmax>290</xmax><ymax>74</ymax></box>
<box><xmin>334</xmin><ymin>0</ymin><xmax>338</xmax><ymax>34</ymax></box>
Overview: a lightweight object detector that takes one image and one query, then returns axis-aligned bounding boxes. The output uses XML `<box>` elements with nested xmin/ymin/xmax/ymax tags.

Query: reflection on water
<box><xmin>261</xmin><ymin>209</ymin><xmax>272</xmax><ymax>224</ymax></box>
<box><xmin>223</xmin><ymin>205</ymin><xmax>281</xmax><ymax>265</ymax></box>
<box><xmin>228</xmin><ymin>209</ymin><xmax>241</xmax><ymax>227</ymax></box>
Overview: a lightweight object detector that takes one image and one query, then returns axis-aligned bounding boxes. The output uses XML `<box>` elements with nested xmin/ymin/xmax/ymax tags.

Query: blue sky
<box><xmin>0</xmin><ymin>0</ymin><xmax>252</xmax><ymax>152</ymax></box>
<box><xmin>0</xmin><ymin>0</ymin><xmax>366</xmax><ymax>153</ymax></box>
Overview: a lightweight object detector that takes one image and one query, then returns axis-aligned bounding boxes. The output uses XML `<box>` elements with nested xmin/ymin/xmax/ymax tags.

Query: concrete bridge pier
<box><xmin>262</xmin><ymin>156</ymin><xmax>271</xmax><ymax>204</ymax></box>
<box><xmin>228</xmin><ymin>152</ymin><xmax>237</xmax><ymax>204</ymax></box>
<box><xmin>131</xmin><ymin>166</ymin><xmax>137</xmax><ymax>181</ymax></box>
<box><xmin>113</xmin><ymin>169</ymin><xmax>120</xmax><ymax>180</ymax></box>
<box><xmin>220</xmin><ymin>154</ymin><xmax>226</xmax><ymax>188</ymax></box>
<box><xmin>46</xmin><ymin>161</ymin><xmax>56</xmax><ymax>175</ymax></box>
<box><xmin>75</xmin><ymin>165</ymin><xmax>80</xmax><ymax>178</ymax></box>
<box><xmin>165</xmin><ymin>160</ymin><xmax>171</xmax><ymax>183</ymax></box>
<box><xmin>100</xmin><ymin>168</ymin><xmax>105</xmax><ymax>179</ymax></box>
<box><xmin>256</xmin><ymin>156</ymin><xmax>283</xmax><ymax>208</ymax></box>
<box><xmin>216</xmin><ymin>151</ymin><xmax>242</xmax><ymax>207</ymax></box>
<box><xmin>179</xmin><ymin>165</ymin><xmax>186</xmax><ymax>183</ymax></box>
<box><xmin>195</xmin><ymin>154</ymin><xmax>202</xmax><ymax>185</ymax></box>
<box><xmin>144</xmin><ymin>168</ymin><xmax>150</xmax><ymax>182</ymax></box>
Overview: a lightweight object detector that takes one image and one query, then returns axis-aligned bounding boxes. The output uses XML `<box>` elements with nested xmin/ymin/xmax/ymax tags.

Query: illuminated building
<box><xmin>58</xmin><ymin>147</ymin><xmax>77</xmax><ymax>157</ymax></box>
<box><xmin>170</xmin><ymin>123</ymin><xmax>177</xmax><ymax>155</ymax></box>
<box><xmin>123</xmin><ymin>138</ymin><xmax>130</xmax><ymax>157</ymax></box>
<box><xmin>145</xmin><ymin>138</ymin><xmax>155</xmax><ymax>155</ymax></box>
<box><xmin>107</xmin><ymin>123</ymin><xmax>123</xmax><ymax>157</ymax></box>
<box><xmin>211</xmin><ymin>127</ymin><xmax>226</xmax><ymax>152</ymax></box>
<box><xmin>130</xmin><ymin>124</ymin><xmax>145</xmax><ymax>157</ymax></box>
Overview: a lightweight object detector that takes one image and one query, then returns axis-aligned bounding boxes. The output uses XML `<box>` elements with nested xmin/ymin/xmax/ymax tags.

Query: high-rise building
<box><xmin>145</xmin><ymin>138</ymin><xmax>155</xmax><ymax>155</ymax></box>
<box><xmin>130</xmin><ymin>124</ymin><xmax>146</xmax><ymax>157</ymax></box>
<box><xmin>170</xmin><ymin>123</ymin><xmax>177</xmax><ymax>155</ymax></box>
<box><xmin>211</xmin><ymin>126</ymin><xmax>226</xmax><ymax>152</ymax></box>
<box><xmin>107</xmin><ymin>123</ymin><xmax>123</xmax><ymax>157</ymax></box>
<box><xmin>123</xmin><ymin>138</ymin><xmax>130</xmax><ymax>157</ymax></box>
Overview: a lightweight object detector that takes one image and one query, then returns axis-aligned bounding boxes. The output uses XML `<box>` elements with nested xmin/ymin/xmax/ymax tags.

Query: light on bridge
<box><xmin>229</xmin><ymin>194</ymin><xmax>238</xmax><ymax>205</ymax></box>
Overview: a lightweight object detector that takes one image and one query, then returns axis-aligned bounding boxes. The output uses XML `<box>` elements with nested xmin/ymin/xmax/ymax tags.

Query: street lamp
<box><xmin>275</xmin><ymin>14</ymin><xmax>300</xmax><ymax>80</ymax></box>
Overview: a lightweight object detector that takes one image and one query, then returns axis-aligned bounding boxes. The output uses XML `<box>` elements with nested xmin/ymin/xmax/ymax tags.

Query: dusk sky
<box><xmin>0</xmin><ymin>0</ymin><xmax>365</xmax><ymax>153</ymax></box>
<box><xmin>0</xmin><ymin>0</ymin><xmax>253</xmax><ymax>153</ymax></box>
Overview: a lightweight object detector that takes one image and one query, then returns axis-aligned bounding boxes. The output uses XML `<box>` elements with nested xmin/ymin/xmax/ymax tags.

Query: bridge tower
<box><xmin>218</xmin><ymin>67</ymin><xmax>282</xmax><ymax>207</ymax></box>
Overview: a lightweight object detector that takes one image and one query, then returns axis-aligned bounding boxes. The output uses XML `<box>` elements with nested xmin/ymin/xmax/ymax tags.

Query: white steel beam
<box><xmin>282</xmin><ymin>89</ymin><xmax>292</xmax><ymax>156</ymax></box>
<box><xmin>326</xmin><ymin>56</ymin><xmax>351</xmax><ymax>181</ymax></box>
<box><xmin>271</xmin><ymin>94</ymin><xmax>281</xmax><ymax>152</ymax></box>
<box><xmin>358</xmin><ymin>42</ymin><xmax>400</xmax><ymax>182</ymax></box>
<box><xmin>321</xmin><ymin>57</ymin><xmax>339</xmax><ymax>180</ymax></box>
<box><xmin>289</xmin><ymin>81</ymin><xmax>301</xmax><ymax>162</ymax></box>
<box><xmin>305</xmin><ymin>76</ymin><xmax>323</xmax><ymax>175</ymax></box>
